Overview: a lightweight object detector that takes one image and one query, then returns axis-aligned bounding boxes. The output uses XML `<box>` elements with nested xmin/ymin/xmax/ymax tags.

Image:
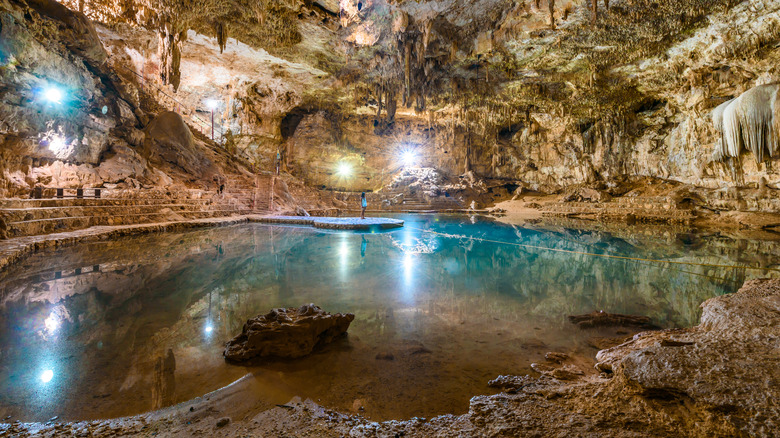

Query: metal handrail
<box><xmin>112</xmin><ymin>63</ymin><xmax>228</xmax><ymax>144</ymax></box>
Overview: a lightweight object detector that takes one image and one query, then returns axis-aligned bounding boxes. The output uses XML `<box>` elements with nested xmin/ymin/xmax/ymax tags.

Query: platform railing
<box><xmin>31</xmin><ymin>187</ymin><xmax>102</xmax><ymax>199</ymax></box>
<box><xmin>111</xmin><ymin>63</ymin><xmax>228</xmax><ymax>144</ymax></box>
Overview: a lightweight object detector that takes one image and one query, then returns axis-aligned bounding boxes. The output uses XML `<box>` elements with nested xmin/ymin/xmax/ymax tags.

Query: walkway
<box><xmin>253</xmin><ymin>216</ymin><xmax>404</xmax><ymax>230</ymax></box>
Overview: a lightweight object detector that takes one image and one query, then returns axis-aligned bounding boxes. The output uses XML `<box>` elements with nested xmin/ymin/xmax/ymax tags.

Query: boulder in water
<box><xmin>224</xmin><ymin>304</ymin><xmax>355</xmax><ymax>362</ymax></box>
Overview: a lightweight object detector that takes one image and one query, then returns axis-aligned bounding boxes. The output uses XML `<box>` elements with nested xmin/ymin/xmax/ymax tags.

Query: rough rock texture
<box><xmin>0</xmin><ymin>0</ymin><xmax>282</xmax><ymax>203</ymax></box>
<box><xmin>6</xmin><ymin>0</ymin><xmax>780</xmax><ymax>214</ymax></box>
<box><xmin>223</xmin><ymin>304</ymin><xmax>355</xmax><ymax>362</ymax></box>
<box><xmin>143</xmin><ymin>111</ymin><xmax>216</xmax><ymax>180</ymax></box>
<box><xmin>595</xmin><ymin>279</ymin><xmax>780</xmax><ymax>437</ymax></box>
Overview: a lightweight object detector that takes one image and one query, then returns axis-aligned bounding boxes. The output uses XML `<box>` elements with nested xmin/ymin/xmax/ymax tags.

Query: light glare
<box><xmin>205</xmin><ymin>325</ymin><xmax>214</xmax><ymax>333</ymax></box>
<box><xmin>205</xmin><ymin>99</ymin><xmax>219</xmax><ymax>110</ymax></box>
<box><xmin>48</xmin><ymin>136</ymin><xmax>66</xmax><ymax>153</ymax></box>
<box><xmin>41</xmin><ymin>369</ymin><xmax>54</xmax><ymax>383</ymax></box>
<box><xmin>45</xmin><ymin>87</ymin><xmax>62</xmax><ymax>104</ymax></box>
<box><xmin>44</xmin><ymin>312</ymin><xmax>60</xmax><ymax>334</ymax></box>
<box><xmin>401</xmin><ymin>150</ymin><xmax>416</xmax><ymax>167</ymax></box>
<box><xmin>337</xmin><ymin>162</ymin><xmax>351</xmax><ymax>177</ymax></box>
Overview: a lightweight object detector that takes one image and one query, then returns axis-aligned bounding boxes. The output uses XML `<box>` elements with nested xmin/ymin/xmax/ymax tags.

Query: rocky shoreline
<box><xmin>2</xmin><ymin>277</ymin><xmax>776</xmax><ymax>437</ymax></box>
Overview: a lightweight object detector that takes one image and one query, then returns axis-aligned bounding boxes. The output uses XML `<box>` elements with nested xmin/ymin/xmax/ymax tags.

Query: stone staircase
<box><xmin>224</xmin><ymin>174</ymin><xmax>273</xmax><ymax>212</ymax></box>
<box><xmin>0</xmin><ymin>180</ymin><xmax>275</xmax><ymax>239</ymax></box>
<box><xmin>331</xmin><ymin>190</ymin><xmax>463</xmax><ymax>212</ymax></box>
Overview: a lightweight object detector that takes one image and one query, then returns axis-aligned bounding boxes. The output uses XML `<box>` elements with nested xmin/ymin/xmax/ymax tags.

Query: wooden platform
<box><xmin>252</xmin><ymin>216</ymin><xmax>404</xmax><ymax>230</ymax></box>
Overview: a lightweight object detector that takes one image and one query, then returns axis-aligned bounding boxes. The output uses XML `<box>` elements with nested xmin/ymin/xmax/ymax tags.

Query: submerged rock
<box><xmin>223</xmin><ymin>304</ymin><xmax>354</xmax><ymax>362</ymax></box>
<box><xmin>568</xmin><ymin>310</ymin><xmax>658</xmax><ymax>329</ymax></box>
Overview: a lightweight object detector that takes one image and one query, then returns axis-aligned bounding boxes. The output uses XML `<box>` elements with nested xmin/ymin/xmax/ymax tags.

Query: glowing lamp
<box><xmin>48</xmin><ymin>136</ymin><xmax>66</xmax><ymax>153</ymax></box>
<box><xmin>41</xmin><ymin>369</ymin><xmax>54</xmax><ymax>383</ymax></box>
<box><xmin>401</xmin><ymin>150</ymin><xmax>416</xmax><ymax>167</ymax></box>
<box><xmin>205</xmin><ymin>324</ymin><xmax>214</xmax><ymax>334</ymax></box>
<box><xmin>337</xmin><ymin>162</ymin><xmax>352</xmax><ymax>177</ymax></box>
<box><xmin>205</xmin><ymin>99</ymin><xmax>219</xmax><ymax>110</ymax></box>
<box><xmin>45</xmin><ymin>87</ymin><xmax>63</xmax><ymax>104</ymax></box>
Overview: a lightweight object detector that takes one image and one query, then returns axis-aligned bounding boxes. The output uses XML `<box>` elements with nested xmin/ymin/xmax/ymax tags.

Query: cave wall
<box><xmin>282</xmin><ymin>102</ymin><xmax>755</xmax><ymax>193</ymax></box>
<box><xmin>0</xmin><ymin>0</ymin><xmax>266</xmax><ymax>198</ymax></box>
<box><xmin>280</xmin><ymin>0</ymin><xmax>780</xmax><ymax>194</ymax></box>
<box><xmin>6</xmin><ymin>0</ymin><xmax>780</xmax><ymax>202</ymax></box>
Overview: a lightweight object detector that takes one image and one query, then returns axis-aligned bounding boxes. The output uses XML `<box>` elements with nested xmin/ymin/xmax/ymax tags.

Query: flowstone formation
<box><xmin>223</xmin><ymin>304</ymin><xmax>355</xmax><ymax>362</ymax></box>
<box><xmin>711</xmin><ymin>83</ymin><xmax>780</xmax><ymax>165</ymax></box>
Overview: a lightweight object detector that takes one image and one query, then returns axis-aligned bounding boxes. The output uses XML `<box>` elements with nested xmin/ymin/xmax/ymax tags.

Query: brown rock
<box><xmin>567</xmin><ymin>310</ymin><xmax>658</xmax><ymax>329</ymax></box>
<box><xmin>550</xmin><ymin>365</ymin><xmax>585</xmax><ymax>380</ymax></box>
<box><xmin>143</xmin><ymin>111</ymin><xmax>215</xmax><ymax>179</ymax></box>
<box><xmin>223</xmin><ymin>304</ymin><xmax>355</xmax><ymax>362</ymax></box>
<box><xmin>26</xmin><ymin>0</ymin><xmax>108</xmax><ymax>68</ymax></box>
<box><xmin>544</xmin><ymin>352</ymin><xmax>569</xmax><ymax>363</ymax></box>
<box><xmin>587</xmin><ymin>336</ymin><xmax>631</xmax><ymax>351</ymax></box>
<box><xmin>375</xmin><ymin>352</ymin><xmax>395</xmax><ymax>360</ymax></box>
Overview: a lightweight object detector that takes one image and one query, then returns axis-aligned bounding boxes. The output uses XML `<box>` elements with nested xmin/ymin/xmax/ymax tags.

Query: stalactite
<box><xmin>157</xmin><ymin>24</ymin><xmax>185</xmax><ymax>91</ymax></box>
<box><xmin>715</xmin><ymin>84</ymin><xmax>780</xmax><ymax>165</ymax></box>
<box><xmin>215</xmin><ymin>21</ymin><xmax>228</xmax><ymax>53</ymax></box>
<box><xmin>404</xmin><ymin>41</ymin><xmax>412</xmax><ymax>107</ymax></box>
<box><xmin>385</xmin><ymin>86</ymin><xmax>397</xmax><ymax>121</ymax></box>
<box><xmin>591</xmin><ymin>0</ymin><xmax>598</xmax><ymax>23</ymax></box>
<box><xmin>464</xmin><ymin>124</ymin><xmax>472</xmax><ymax>173</ymax></box>
<box><xmin>549</xmin><ymin>0</ymin><xmax>555</xmax><ymax>30</ymax></box>
<box><xmin>376</xmin><ymin>83</ymin><xmax>384</xmax><ymax>117</ymax></box>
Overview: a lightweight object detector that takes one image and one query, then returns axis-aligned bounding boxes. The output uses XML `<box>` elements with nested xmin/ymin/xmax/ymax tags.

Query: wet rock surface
<box><xmin>568</xmin><ymin>310</ymin><xmax>659</xmax><ymax>329</ymax></box>
<box><xmin>223</xmin><ymin>304</ymin><xmax>355</xmax><ymax>362</ymax></box>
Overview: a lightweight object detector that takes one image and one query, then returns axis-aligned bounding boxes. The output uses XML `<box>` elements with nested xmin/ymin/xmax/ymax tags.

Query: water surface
<box><xmin>0</xmin><ymin>214</ymin><xmax>777</xmax><ymax>422</ymax></box>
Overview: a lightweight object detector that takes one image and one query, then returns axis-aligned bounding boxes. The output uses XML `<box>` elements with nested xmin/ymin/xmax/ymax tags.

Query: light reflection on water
<box><xmin>0</xmin><ymin>214</ymin><xmax>777</xmax><ymax>422</ymax></box>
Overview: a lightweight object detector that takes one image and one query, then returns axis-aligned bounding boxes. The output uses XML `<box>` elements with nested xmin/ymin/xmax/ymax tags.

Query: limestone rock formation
<box><xmin>143</xmin><ymin>111</ymin><xmax>215</xmax><ymax>180</ymax></box>
<box><xmin>223</xmin><ymin>304</ymin><xmax>355</xmax><ymax>362</ymax></box>
<box><xmin>712</xmin><ymin>83</ymin><xmax>780</xmax><ymax>164</ymax></box>
<box><xmin>25</xmin><ymin>0</ymin><xmax>108</xmax><ymax>69</ymax></box>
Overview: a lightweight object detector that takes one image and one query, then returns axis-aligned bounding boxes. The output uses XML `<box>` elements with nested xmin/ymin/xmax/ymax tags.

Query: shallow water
<box><xmin>0</xmin><ymin>214</ymin><xmax>778</xmax><ymax>422</ymax></box>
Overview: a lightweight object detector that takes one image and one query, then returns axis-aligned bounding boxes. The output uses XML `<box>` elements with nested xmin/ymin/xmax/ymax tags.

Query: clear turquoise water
<box><xmin>0</xmin><ymin>214</ymin><xmax>776</xmax><ymax>422</ymax></box>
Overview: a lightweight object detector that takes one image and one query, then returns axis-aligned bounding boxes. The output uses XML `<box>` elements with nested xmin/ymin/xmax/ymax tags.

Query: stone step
<box><xmin>0</xmin><ymin>203</ymin><xmax>221</xmax><ymax>222</ymax></box>
<box><xmin>6</xmin><ymin>216</ymin><xmax>93</xmax><ymax>237</ymax></box>
<box><xmin>6</xmin><ymin>209</ymin><xmax>256</xmax><ymax>238</ymax></box>
<box><xmin>0</xmin><ymin>197</ymin><xmax>212</xmax><ymax>209</ymax></box>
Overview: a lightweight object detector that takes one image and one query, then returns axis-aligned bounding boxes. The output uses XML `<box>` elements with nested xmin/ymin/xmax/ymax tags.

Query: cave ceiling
<box><xmin>63</xmin><ymin>0</ymin><xmax>778</xmax><ymax>127</ymax></box>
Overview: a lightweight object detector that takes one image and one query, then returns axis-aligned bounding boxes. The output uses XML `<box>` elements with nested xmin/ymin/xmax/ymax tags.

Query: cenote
<box><xmin>0</xmin><ymin>214</ymin><xmax>776</xmax><ymax>422</ymax></box>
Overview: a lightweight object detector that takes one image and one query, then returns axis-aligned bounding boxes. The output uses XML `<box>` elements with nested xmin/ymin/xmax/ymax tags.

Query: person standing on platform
<box><xmin>360</xmin><ymin>192</ymin><xmax>367</xmax><ymax>219</ymax></box>
<box><xmin>275</xmin><ymin>150</ymin><xmax>281</xmax><ymax>175</ymax></box>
